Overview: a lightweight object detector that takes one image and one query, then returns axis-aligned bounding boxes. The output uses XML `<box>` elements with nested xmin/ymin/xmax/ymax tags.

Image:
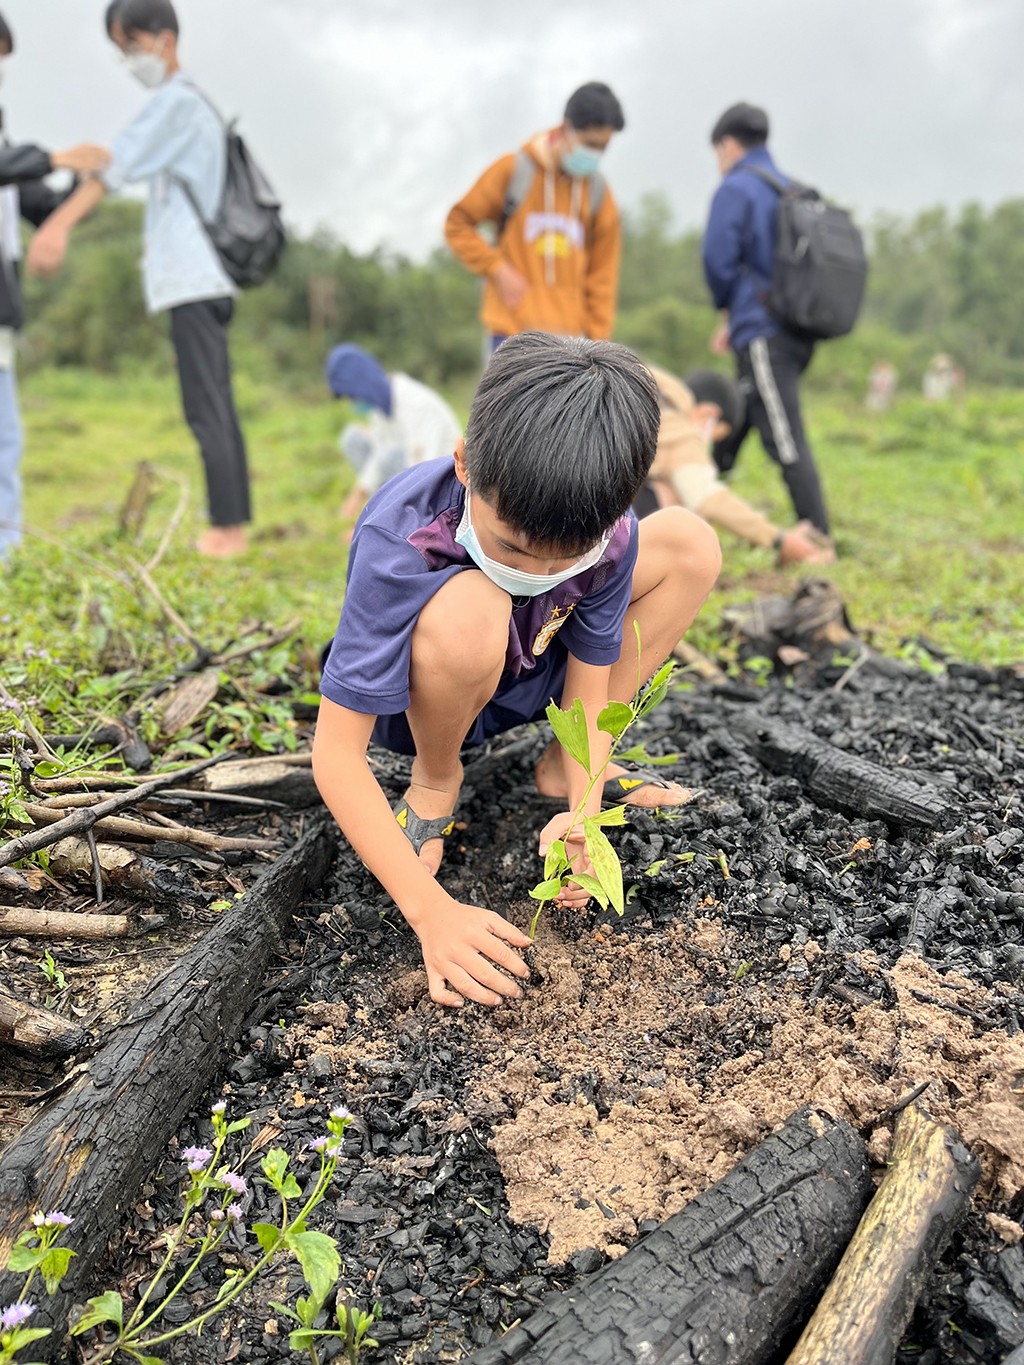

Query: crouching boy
<box><xmin>313</xmin><ymin>333</ymin><xmax>721</xmax><ymax>1009</ymax></box>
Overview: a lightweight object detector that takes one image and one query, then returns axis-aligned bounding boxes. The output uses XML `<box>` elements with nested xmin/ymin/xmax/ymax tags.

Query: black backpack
<box><xmin>178</xmin><ymin>85</ymin><xmax>287</xmax><ymax>289</ymax></box>
<box><xmin>743</xmin><ymin>167</ymin><xmax>867</xmax><ymax>340</ymax></box>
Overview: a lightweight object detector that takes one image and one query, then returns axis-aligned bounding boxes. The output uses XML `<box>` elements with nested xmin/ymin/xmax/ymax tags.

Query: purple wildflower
<box><xmin>325</xmin><ymin>1140</ymin><xmax>342</xmax><ymax>1159</ymax></box>
<box><xmin>30</xmin><ymin>1213</ymin><xmax>46</xmax><ymax>1228</ymax></box>
<box><xmin>209</xmin><ymin>1209</ymin><xmax>226</xmax><ymax>1223</ymax></box>
<box><xmin>227</xmin><ymin>1203</ymin><xmax>244</xmax><ymax>1223</ymax></box>
<box><xmin>43</xmin><ymin>1212</ymin><xmax>73</xmax><ymax>1227</ymax></box>
<box><xmin>220</xmin><ymin>1171</ymin><xmax>247</xmax><ymax>1196</ymax></box>
<box><xmin>183</xmin><ymin>1146</ymin><xmax>212</xmax><ymax>1173</ymax></box>
<box><xmin>210</xmin><ymin>1101</ymin><xmax>227</xmax><ymax>1114</ymax></box>
<box><xmin>308</xmin><ymin>1136</ymin><xmax>329</xmax><ymax>1152</ymax></box>
<box><xmin>330</xmin><ymin>1105</ymin><xmax>351</xmax><ymax>1121</ymax></box>
<box><xmin>1</xmin><ymin>1303</ymin><xmax>36</xmax><ymax>1330</ymax></box>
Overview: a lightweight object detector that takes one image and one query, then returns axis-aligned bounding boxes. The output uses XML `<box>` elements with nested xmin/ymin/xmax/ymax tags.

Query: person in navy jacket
<box><xmin>702</xmin><ymin>102</ymin><xmax>833</xmax><ymax>548</ymax></box>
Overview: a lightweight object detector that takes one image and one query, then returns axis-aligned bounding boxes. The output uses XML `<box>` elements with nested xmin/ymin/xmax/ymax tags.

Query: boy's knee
<box><xmin>643</xmin><ymin>506</ymin><xmax>722</xmax><ymax>593</ymax></box>
<box><xmin>413</xmin><ymin>570</ymin><xmax>511</xmax><ymax>680</ymax></box>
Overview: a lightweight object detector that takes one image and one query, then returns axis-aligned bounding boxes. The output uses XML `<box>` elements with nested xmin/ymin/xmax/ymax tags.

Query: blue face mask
<box><xmin>561</xmin><ymin>144</ymin><xmax>603</xmax><ymax>179</ymax></box>
<box><xmin>351</xmin><ymin>399</ymin><xmax>376</xmax><ymax>417</ymax></box>
<box><xmin>455</xmin><ymin>490</ymin><xmax>610</xmax><ymax>598</ymax></box>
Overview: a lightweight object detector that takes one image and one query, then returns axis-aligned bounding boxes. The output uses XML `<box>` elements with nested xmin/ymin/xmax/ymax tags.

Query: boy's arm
<box><xmin>25</xmin><ymin>177</ymin><xmax>107</xmax><ymax>277</ymax></box>
<box><xmin>583</xmin><ymin>191</ymin><xmax>621</xmax><ymax>340</ymax></box>
<box><xmin>312</xmin><ymin>697</ymin><xmax>530</xmax><ymax>1008</ymax></box>
<box><xmin>444</xmin><ymin>155</ymin><xmax>515</xmax><ymax>278</ymax></box>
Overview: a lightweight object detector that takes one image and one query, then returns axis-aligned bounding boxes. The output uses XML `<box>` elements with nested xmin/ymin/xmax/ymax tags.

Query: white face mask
<box><xmin>455</xmin><ymin>490</ymin><xmax>610</xmax><ymax>598</ymax></box>
<box><xmin>124</xmin><ymin>49</ymin><xmax>168</xmax><ymax>89</ymax></box>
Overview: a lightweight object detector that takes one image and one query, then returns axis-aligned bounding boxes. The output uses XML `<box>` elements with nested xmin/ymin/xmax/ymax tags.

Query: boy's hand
<box><xmin>27</xmin><ymin>222</ymin><xmax>69</xmax><ymax>278</ymax></box>
<box><xmin>538</xmin><ymin>811</ymin><xmax>595</xmax><ymax>909</ymax></box>
<box><xmin>51</xmin><ymin>144</ymin><xmax>111</xmax><ymax>175</ymax></box>
<box><xmin>492</xmin><ymin>260</ymin><xmax>528</xmax><ymax>312</ymax></box>
<box><xmin>414</xmin><ymin>899</ymin><xmax>531</xmax><ymax>1009</ymax></box>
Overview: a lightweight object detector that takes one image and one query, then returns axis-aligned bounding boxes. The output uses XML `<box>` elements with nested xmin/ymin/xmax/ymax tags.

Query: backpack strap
<box><xmin>736</xmin><ymin>164</ymin><xmax>788</xmax><ymax>195</ymax></box>
<box><xmin>496</xmin><ymin>148</ymin><xmax>607</xmax><ymax>238</ymax></box>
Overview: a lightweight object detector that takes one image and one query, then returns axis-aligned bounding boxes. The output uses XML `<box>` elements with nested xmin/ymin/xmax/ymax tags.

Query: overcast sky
<box><xmin>3</xmin><ymin>0</ymin><xmax>1021</xmax><ymax>257</ymax></box>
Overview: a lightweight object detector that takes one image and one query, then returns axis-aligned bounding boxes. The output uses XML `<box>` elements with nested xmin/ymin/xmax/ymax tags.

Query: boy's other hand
<box><xmin>26</xmin><ymin>223</ymin><xmax>69</xmax><ymax>278</ymax></box>
<box><xmin>492</xmin><ymin>261</ymin><xmax>528</xmax><ymax>312</ymax></box>
<box><xmin>710</xmin><ymin>321</ymin><xmax>731</xmax><ymax>355</ymax></box>
<box><xmin>415</xmin><ymin>899</ymin><xmax>531</xmax><ymax>1009</ymax></box>
<box><xmin>52</xmin><ymin>144</ymin><xmax>111</xmax><ymax>175</ymax></box>
<box><xmin>538</xmin><ymin>811</ymin><xmax>594</xmax><ymax>910</ymax></box>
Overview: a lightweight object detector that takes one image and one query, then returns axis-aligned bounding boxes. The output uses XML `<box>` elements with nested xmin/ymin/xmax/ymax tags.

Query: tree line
<box><xmin>20</xmin><ymin>193</ymin><xmax>1024</xmax><ymax>391</ymax></box>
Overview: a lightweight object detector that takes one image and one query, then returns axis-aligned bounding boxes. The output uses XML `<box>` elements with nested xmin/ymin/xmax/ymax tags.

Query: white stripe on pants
<box><xmin>749</xmin><ymin>336</ymin><xmax>799</xmax><ymax>466</ymax></box>
<box><xmin>0</xmin><ymin>366</ymin><xmax>23</xmax><ymax>561</ymax></box>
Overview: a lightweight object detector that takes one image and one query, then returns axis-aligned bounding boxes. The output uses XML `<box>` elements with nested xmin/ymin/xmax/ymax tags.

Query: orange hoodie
<box><xmin>444</xmin><ymin>131</ymin><xmax>620</xmax><ymax>340</ymax></box>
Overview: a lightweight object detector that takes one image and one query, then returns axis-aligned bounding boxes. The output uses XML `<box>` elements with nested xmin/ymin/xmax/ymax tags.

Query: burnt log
<box><xmin>729</xmin><ymin>712</ymin><xmax>951</xmax><ymax>829</ymax></box>
<box><xmin>0</xmin><ymin>819</ymin><xmax>336</xmax><ymax>1357</ymax></box>
<box><xmin>467</xmin><ymin>1106</ymin><xmax>872</xmax><ymax>1365</ymax></box>
<box><xmin>43</xmin><ymin>718</ymin><xmax>152</xmax><ymax>773</ymax></box>
<box><xmin>786</xmin><ymin>1104</ymin><xmax>979</xmax><ymax>1365</ymax></box>
<box><xmin>189</xmin><ymin>754</ymin><xmax>322</xmax><ymax>809</ymax></box>
<box><xmin>0</xmin><ymin>986</ymin><xmax>88</xmax><ymax>1060</ymax></box>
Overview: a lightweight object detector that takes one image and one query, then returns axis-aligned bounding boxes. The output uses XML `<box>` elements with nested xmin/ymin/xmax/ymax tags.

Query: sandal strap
<box><xmin>394</xmin><ymin>800</ymin><xmax>456</xmax><ymax>855</ymax></box>
<box><xmin>603</xmin><ymin>766</ymin><xmax>676</xmax><ymax>803</ymax></box>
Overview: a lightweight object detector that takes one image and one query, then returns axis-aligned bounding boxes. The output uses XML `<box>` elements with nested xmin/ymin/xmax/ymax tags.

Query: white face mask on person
<box><xmin>455</xmin><ymin>490</ymin><xmax>610</xmax><ymax>598</ymax></box>
<box><xmin>124</xmin><ymin>49</ymin><xmax>168</xmax><ymax>88</ymax></box>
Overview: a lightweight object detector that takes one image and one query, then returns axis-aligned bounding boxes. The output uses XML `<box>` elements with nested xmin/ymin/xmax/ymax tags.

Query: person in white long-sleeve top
<box><xmin>326</xmin><ymin>344</ymin><xmax>463</xmax><ymax>538</ymax></box>
<box><xmin>26</xmin><ymin>0</ymin><xmax>250</xmax><ymax>559</ymax></box>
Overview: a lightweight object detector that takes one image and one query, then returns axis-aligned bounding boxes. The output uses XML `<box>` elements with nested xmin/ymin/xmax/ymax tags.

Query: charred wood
<box><xmin>0</xmin><ymin>819</ymin><xmax>336</xmax><ymax>1358</ymax></box>
<box><xmin>729</xmin><ymin>712</ymin><xmax>951</xmax><ymax>830</ymax></box>
<box><xmin>0</xmin><ymin>986</ymin><xmax>88</xmax><ymax>1060</ymax></box>
<box><xmin>468</xmin><ymin>1106</ymin><xmax>871</xmax><ymax>1365</ymax></box>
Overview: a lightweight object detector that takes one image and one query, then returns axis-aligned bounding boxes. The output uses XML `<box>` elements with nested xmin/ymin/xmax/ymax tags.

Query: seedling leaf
<box><xmin>582</xmin><ymin>816</ymin><xmax>624</xmax><ymax>914</ymax></box>
<box><xmin>546</xmin><ymin>697</ymin><xmax>590</xmax><ymax>773</ymax></box>
<box><xmin>597</xmin><ymin>701</ymin><xmax>633</xmax><ymax>740</ymax></box>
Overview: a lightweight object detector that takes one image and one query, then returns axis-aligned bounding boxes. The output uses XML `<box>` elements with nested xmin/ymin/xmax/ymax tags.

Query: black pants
<box><xmin>169</xmin><ymin>296</ymin><xmax>251</xmax><ymax>527</ymax></box>
<box><xmin>713</xmin><ymin>330</ymin><xmax>830</xmax><ymax>535</ymax></box>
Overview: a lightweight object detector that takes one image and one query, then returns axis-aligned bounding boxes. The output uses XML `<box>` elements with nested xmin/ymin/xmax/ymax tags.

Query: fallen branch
<box><xmin>43</xmin><ymin>718</ymin><xmax>151</xmax><ymax>773</ymax></box>
<box><xmin>0</xmin><ymin>753</ymin><xmax>228</xmax><ymax>868</ymax></box>
<box><xmin>0</xmin><ymin>905</ymin><xmax>130</xmax><ymax>939</ymax></box>
<box><xmin>785</xmin><ymin>1104</ymin><xmax>979</xmax><ymax>1365</ymax></box>
<box><xmin>18</xmin><ymin>802</ymin><xmax>277</xmax><ymax>854</ymax></box>
<box><xmin>468</xmin><ymin>1106</ymin><xmax>872</xmax><ymax>1365</ymax></box>
<box><xmin>0</xmin><ymin>819</ymin><xmax>337</xmax><ymax>1358</ymax></box>
<box><xmin>0</xmin><ymin>986</ymin><xmax>88</xmax><ymax>1060</ymax></box>
<box><xmin>189</xmin><ymin>754</ymin><xmax>321</xmax><ymax>809</ymax></box>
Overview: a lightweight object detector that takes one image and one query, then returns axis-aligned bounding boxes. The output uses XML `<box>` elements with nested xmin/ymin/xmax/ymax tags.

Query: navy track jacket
<box><xmin>702</xmin><ymin>145</ymin><xmax>791</xmax><ymax>353</ymax></box>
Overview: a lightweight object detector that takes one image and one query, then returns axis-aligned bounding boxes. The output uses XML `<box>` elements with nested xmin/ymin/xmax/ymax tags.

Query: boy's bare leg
<box><xmin>535</xmin><ymin>507</ymin><xmax>721</xmax><ymax>807</ymax></box>
<box><xmin>404</xmin><ymin>570</ymin><xmax>512</xmax><ymax>874</ymax></box>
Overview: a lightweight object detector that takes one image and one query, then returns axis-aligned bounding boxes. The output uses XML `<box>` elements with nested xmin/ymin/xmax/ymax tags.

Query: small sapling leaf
<box><xmin>529</xmin><ymin>877</ymin><xmax>563</xmax><ymax>902</ymax></box>
<box><xmin>71</xmin><ymin>1290</ymin><xmax>125</xmax><ymax>1336</ymax></box>
<box><xmin>40</xmin><ymin>1245</ymin><xmax>75</xmax><ymax>1294</ymax></box>
<box><xmin>566</xmin><ymin>871</ymin><xmax>610</xmax><ymax>909</ymax></box>
<box><xmin>545</xmin><ymin>697</ymin><xmax>590</xmax><ymax>773</ymax></box>
<box><xmin>597</xmin><ymin>701</ymin><xmax>632</xmax><ymax>740</ymax></box>
<box><xmin>543</xmin><ymin>838</ymin><xmax>568</xmax><ymax>881</ymax></box>
<box><xmin>587</xmin><ymin>805</ymin><xmax>628</xmax><ymax>827</ymax></box>
<box><xmin>252</xmin><ymin>1221</ymin><xmax>282</xmax><ymax>1255</ymax></box>
<box><xmin>582</xmin><ymin>816</ymin><xmax>624</xmax><ymax>914</ymax></box>
<box><xmin>287</xmin><ymin>1228</ymin><xmax>341</xmax><ymax>1305</ymax></box>
<box><xmin>616</xmin><ymin>742</ymin><xmax>679</xmax><ymax>766</ymax></box>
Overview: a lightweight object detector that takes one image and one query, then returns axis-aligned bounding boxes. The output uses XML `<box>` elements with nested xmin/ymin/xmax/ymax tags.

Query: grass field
<box><xmin>1</xmin><ymin>365</ymin><xmax>1021</xmax><ymax>740</ymax></box>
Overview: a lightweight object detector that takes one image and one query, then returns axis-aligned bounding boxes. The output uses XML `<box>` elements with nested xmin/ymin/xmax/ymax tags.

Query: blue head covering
<box><xmin>324</xmin><ymin>344</ymin><xmax>393</xmax><ymax>416</ymax></box>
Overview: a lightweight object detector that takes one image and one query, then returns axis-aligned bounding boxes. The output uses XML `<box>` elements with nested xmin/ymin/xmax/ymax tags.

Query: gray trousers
<box><xmin>169</xmin><ymin>296</ymin><xmax>251</xmax><ymax>527</ymax></box>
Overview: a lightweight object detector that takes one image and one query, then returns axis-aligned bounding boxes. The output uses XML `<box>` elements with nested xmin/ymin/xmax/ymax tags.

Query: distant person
<box><xmin>26</xmin><ymin>0</ymin><xmax>252</xmax><ymax>560</ymax></box>
<box><xmin>637</xmin><ymin>366</ymin><xmax>834</xmax><ymax>565</ymax></box>
<box><xmin>922</xmin><ymin>353</ymin><xmax>957</xmax><ymax>402</ymax></box>
<box><xmin>325</xmin><ymin>344</ymin><xmax>462</xmax><ymax>533</ymax></box>
<box><xmin>865</xmin><ymin>359</ymin><xmax>898</xmax><ymax>412</ymax></box>
<box><xmin>0</xmin><ymin>11</ymin><xmax>109</xmax><ymax>564</ymax></box>
<box><xmin>702</xmin><ymin>102</ymin><xmax>833</xmax><ymax>548</ymax></box>
<box><xmin>445</xmin><ymin>82</ymin><xmax>624</xmax><ymax>352</ymax></box>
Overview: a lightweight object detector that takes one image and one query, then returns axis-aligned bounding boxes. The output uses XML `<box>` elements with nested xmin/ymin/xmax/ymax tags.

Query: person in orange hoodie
<box><xmin>445</xmin><ymin>82</ymin><xmax>624</xmax><ymax>351</ymax></box>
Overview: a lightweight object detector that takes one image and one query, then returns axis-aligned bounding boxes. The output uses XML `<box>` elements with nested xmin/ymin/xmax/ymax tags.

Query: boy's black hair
<box><xmin>684</xmin><ymin>368</ymin><xmax>745</xmax><ymax>434</ymax></box>
<box><xmin>106</xmin><ymin>0</ymin><xmax>178</xmax><ymax>39</ymax></box>
<box><xmin>465</xmin><ymin>333</ymin><xmax>658</xmax><ymax>554</ymax></box>
<box><xmin>710</xmin><ymin>102</ymin><xmax>769</xmax><ymax>148</ymax></box>
<box><xmin>0</xmin><ymin>12</ymin><xmax>13</xmax><ymax>54</ymax></box>
<box><xmin>564</xmin><ymin>82</ymin><xmax>625</xmax><ymax>133</ymax></box>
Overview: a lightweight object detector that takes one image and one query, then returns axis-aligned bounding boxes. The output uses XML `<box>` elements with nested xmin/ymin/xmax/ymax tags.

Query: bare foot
<box><xmin>401</xmin><ymin>759</ymin><xmax>463</xmax><ymax>876</ymax></box>
<box><xmin>197</xmin><ymin>526</ymin><xmax>248</xmax><ymax>559</ymax></box>
<box><xmin>533</xmin><ymin>740</ymin><xmax>691</xmax><ymax>809</ymax></box>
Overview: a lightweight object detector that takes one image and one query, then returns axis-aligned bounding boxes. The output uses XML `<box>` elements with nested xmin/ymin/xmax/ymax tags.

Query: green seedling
<box><xmin>37</xmin><ymin>951</ymin><xmax>67</xmax><ymax>993</ymax></box>
<box><xmin>529</xmin><ymin>628</ymin><xmax>676</xmax><ymax>937</ymax></box>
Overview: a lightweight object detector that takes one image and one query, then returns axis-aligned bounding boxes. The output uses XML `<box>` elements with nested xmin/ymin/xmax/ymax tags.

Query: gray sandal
<box><xmin>393</xmin><ymin>798</ymin><xmax>457</xmax><ymax>855</ymax></box>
